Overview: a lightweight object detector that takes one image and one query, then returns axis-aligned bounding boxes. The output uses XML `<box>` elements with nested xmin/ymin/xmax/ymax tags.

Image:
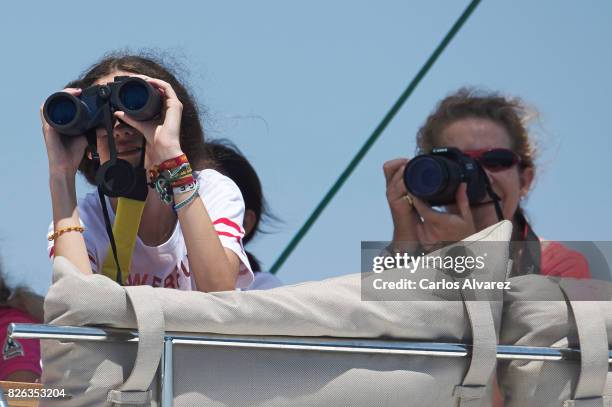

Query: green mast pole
<box><xmin>270</xmin><ymin>0</ymin><xmax>482</xmax><ymax>274</ymax></box>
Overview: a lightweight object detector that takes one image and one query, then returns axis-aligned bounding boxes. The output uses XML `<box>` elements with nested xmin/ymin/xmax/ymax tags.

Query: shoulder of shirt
<box><xmin>196</xmin><ymin>168</ymin><xmax>231</xmax><ymax>183</ymax></box>
<box><xmin>541</xmin><ymin>240</ymin><xmax>589</xmax><ymax>267</ymax></box>
<box><xmin>195</xmin><ymin>169</ymin><xmax>242</xmax><ymax>197</ymax></box>
<box><xmin>541</xmin><ymin>240</ymin><xmax>582</xmax><ymax>257</ymax></box>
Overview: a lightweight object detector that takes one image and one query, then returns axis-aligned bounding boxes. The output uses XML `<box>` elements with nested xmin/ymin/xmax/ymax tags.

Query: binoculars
<box><xmin>43</xmin><ymin>76</ymin><xmax>161</xmax><ymax>136</ymax></box>
<box><xmin>403</xmin><ymin>147</ymin><xmax>487</xmax><ymax>206</ymax></box>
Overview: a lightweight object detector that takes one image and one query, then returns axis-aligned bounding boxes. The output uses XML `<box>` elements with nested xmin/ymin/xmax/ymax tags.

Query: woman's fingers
<box><xmin>389</xmin><ymin>163</ymin><xmax>408</xmax><ymax>196</ymax></box>
<box><xmin>383</xmin><ymin>158</ymin><xmax>408</xmax><ymax>184</ymax></box>
<box><xmin>62</xmin><ymin>87</ymin><xmax>82</xmax><ymax>95</ymax></box>
<box><xmin>146</xmin><ymin>77</ymin><xmax>179</xmax><ymax>101</ymax></box>
<box><xmin>411</xmin><ymin>195</ymin><xmax>445</xmax><ymax>225</ymax></box>
<box><xmin>456</xmin><ymin>182</ymin><xmax>474</xmax><ymax>223</ymax></box>
<box><xmin>148</xmin><ymin>78</ymin><xmax>182</xmax><ymax>130</ymax></box>
<box><xmin>114</xmin><ymin>111</ymin><xmax>149</xmax><ymax>135</ymax></box>
<box><xmin>129</xmin><ymin>77</ymin><xmax>182</xmax><ymax>134</ymax></box>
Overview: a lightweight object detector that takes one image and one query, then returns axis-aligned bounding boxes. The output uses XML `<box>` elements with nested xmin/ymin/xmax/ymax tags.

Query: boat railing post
<box><xmin>160</xmin><ymin>336</ymin><xmax>174</xmax><ymax>407</ymax></box>
<box><xmin>0</xmin><ymin>385</ymin><xmax>8</xmax><ymax>407</ymax></box>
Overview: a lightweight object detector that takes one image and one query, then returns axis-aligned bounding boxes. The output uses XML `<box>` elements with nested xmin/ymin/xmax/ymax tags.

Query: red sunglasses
<box><xmin>463</xmin><ymin>148</ymin><xmax>521</xmax><ymax>172</ymax></box>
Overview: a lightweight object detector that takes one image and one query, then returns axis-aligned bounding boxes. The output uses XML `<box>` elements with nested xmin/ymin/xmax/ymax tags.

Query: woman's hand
<box><xmin>384</xmin><ymin>158</ymin><xmax>421</xmax><ymax>253</ymax></box>
<box><xmin>412</xmin><ymin>183</ymin><xmax>477</xmax><ymax>251</ymax></box>
<box><xmin>40</xmin><ymin>88</ymin><xmax>88</xmax><ymax>177</ymax></box>
<box><xmin>113</xmin><ymin>76</ymin><xmax>184</xmax><ymax>165</ymax></box>
<box><xmin>384</xmin><ymin>158</ymin><xmax>477</xmax><ymax>253</ymax></box>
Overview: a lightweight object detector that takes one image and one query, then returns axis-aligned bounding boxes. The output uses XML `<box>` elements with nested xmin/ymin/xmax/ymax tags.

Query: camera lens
<box><xmin>46</xmin><ymin>96</ymin><xmax>77</xmax><ymax>125</ymax></box>
<box><xmin>118</xmin><ymin>81</ymin><xmax>149</xmax><ymax>111</ymax></box>
<box><xmin>43</xmin><ymin>92</ymin><xmax>91</xmax><ymax>136</ymax></box>
<box><xmin>403</xmin><ymin>148</ymin><xmax>489</xmax><ymax>206</ymax></box>
<box><xmin>404</xmin><ymin>156</ymin><xmax>446</xmax><ymax>197</ymax></box>
<box><xmin>112</xmin><ymin>77</ymin><xmax>161</xmax><ymax>120</ymax></box>
<box><xmin>96</xmin><ymin>159</ymin><xmax>136</xmax><ymax>197</ymax></box>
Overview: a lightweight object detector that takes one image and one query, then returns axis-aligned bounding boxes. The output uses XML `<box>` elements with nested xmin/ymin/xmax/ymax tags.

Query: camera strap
<box><xmin>480</xmin><ymin>168</ymin><xmax>504</xmax><ymax>222</ymax></box>
<box><xmin>100</xmin><ymin>139</ymin><xmax>148</xmax><ymax>285</ymax></box>
<box><xmin>509</xmin><ymin>209</ymin><xmax>542</xmax><ymax>277</ymax></box>
<box><xmin>86</xmin><ymin>131</ymin><xmax>124</xmax><ymax>285</ymax></box>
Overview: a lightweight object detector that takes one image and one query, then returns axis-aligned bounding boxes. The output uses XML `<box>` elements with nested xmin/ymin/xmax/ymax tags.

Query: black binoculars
<box><xmin>43</xmin><ymin>76</ymin><xmax>161</xmax><ymax>136</ymax></box>
<box><xmin>403</xmin><ymin>147</ymin><xmax>487</xmax><ymax>206</ymax></box>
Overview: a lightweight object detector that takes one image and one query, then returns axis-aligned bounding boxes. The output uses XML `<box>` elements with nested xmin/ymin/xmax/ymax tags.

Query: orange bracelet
<box><xmin>159</xmin><ymin>154</ymin><xmax>189</xmax><ymax>171</ymax></box>
<box><xmin>48</xmin><ymin>226</ymin><xmax>85</xmax><ymax>241</ymax></box>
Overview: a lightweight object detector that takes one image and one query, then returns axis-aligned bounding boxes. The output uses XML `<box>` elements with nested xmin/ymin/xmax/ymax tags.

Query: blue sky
<box><xmin>1</xmin><ymin>1</ymin><xmax>611</xmax><ymax>293</ymax></box>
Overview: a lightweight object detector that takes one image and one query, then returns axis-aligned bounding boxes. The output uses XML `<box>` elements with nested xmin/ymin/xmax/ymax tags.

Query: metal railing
<box><xmin>9</xmin><ymin>323</ymin><xmax>612</xmax><ymax>407</ymax></box>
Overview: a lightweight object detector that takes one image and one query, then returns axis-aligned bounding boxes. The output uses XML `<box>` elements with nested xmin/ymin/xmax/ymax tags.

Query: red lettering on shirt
<box><xmin>180</xmin><ymin>261</ymin><xmax>190</xmax><ymax>278</ymax></box>
<box><xmin>126</xmin><ymin>273</ymin><xmax>149</xmax><ymax>286</ymax></box>
<box><xmin>164</xmin><ymin>273</ymin><xmax>176</xmax><ymax>288</ymax></box>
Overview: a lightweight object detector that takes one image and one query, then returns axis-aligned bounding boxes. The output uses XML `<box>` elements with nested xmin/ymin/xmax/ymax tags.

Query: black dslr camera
<box><xmin>43</xmin><ymin>76</ymin><xmax>161</xmax><ymax>136</ymax></box>
<box><xmin>403</xmin><ymin>147</ymin><xmax>488</xmax><ymax>206</ymax></box>
<box><xmin>43</xmin><ymin>76</ymin><xmax>161</xmax><ymax>198</ymax></box>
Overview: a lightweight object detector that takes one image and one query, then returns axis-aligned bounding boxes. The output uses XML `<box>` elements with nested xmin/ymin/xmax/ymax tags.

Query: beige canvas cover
<box><xmin>40</xmin><ymin>221</ymin><xmax>513</xmax><ymax>406</ymax></box>
<box><xmin>498</xmin><ymin>275</ymin><xmax>612</xmax><ymax>406</ymax></box>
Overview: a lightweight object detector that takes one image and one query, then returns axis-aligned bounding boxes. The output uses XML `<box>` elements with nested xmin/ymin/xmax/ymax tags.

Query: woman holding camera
<box><xmin>43</xmin><ymin>53</ymin><xmax>254</xmax><ymax>292</ymax></box>
<box><xmin>384</xmin><ymin>88</ymin><xmax>589</xmax><ymax>278</ymax></box>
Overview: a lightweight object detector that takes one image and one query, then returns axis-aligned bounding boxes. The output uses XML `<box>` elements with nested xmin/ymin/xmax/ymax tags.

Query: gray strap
<box><xmin>559</xmin><ymin>282</ymin><xmax>609</xmax><ymax>402</ymax></box>
<box><xmin>563</xmin><ymin>397</ymin><xmax>612</xmax><ymax>407</ymax></box>
<box><xmin>453</xmin><ymin>384</ymin><xmax>488</xmax><ymax>407</ymax></box>
<box><xmin>454</xmin><ymin>300</ymin><xmax>497</xmax><ymax>407</ymax></box>
<box><xmin>107</xmin><ymin>389</ymin><xmax>152</xmax><ymax>406</ymax></box>
<box><xmin>119</xmin><ymin>286</ymin><xmax>165</xmax><ymax>395</ymax></box>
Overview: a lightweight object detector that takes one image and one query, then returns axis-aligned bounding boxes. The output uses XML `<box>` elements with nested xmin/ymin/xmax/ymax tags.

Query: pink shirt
<box><xmin>0</xmin><ymin>306</ymin><xmax>42</xmax><ymax>380</ymax></box>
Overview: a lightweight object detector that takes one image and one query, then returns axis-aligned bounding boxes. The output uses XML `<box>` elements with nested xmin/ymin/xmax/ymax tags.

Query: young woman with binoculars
<box><xmin>42</xmin><ymin>53</ymin><xmax>254</xmax><ymax>292</ymax></box>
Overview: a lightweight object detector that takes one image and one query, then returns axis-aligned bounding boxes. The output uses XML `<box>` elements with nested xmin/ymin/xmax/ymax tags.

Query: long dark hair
<box><xmin>65</xmin><ymin>51</ymin><xmax>210</xmax><ymax>184</ymax></box>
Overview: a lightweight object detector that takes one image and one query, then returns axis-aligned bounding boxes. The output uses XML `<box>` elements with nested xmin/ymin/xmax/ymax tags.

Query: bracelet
<box><xmin>159</xmin><ymin>154</ymin><xmax>189</xmax><ymax>171</ymax></box>
<box><xmin>173</xmin><ymin>181</ymin><xmax>200</xmax><ymax>212</ymax></box>
<box><xmin>149</xmin><ymin>155</ymin><xmax>190</xmax><ymax>182</ymax></box>
<box><xmin>170</xmin><ymin>175</ymin><xmax>195</xmax><ymax>188</ymax></box>
<box><xmin>173</xmin><ymin>181</ymin><xmax>198</xmax><ymax>196</ymax></box>
<box><xmin>152</xmin><ymin>176</ymin><xmax>173</xmax><ymax>205</ymax></box>
<box><xmin>151</xmin><ymin>163</ymin><xmax>194</xmax><ymax>205</ymax></box>
<box><xmin>48</xmin><ymin>225</ymin><xmax>85</xmax><ymax>241</ymax></box>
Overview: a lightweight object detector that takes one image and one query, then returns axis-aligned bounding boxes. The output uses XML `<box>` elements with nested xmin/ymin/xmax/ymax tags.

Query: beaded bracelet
<box><xmin>48</xmin><ymin>226</ymin><xmax>85</xmax><ymax>241</ymax></box>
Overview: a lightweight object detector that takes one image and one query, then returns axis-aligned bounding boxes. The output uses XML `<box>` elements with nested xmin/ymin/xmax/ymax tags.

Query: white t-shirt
<box><xmin>48</xmin><ymin>169</ymin><xmax>254</xmax><ymax>290</ymax></box>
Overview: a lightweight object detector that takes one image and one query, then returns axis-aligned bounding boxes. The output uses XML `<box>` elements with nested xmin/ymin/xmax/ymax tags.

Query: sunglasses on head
<box><xmin>463</xmin><ymin>148</ymin><xmax>521</xmax><ymax>172</ymax></box>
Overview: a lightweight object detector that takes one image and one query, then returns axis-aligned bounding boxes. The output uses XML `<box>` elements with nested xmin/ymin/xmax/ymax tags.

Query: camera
<box><xmin>403</xmin><ymin>147</ymin><xmax>487</xmax><ymax>206</ymax></box>
<box><xmin>43</xmin><ymin>76</ymin><xmax>161</xmax><ymax>136</ymax></box>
